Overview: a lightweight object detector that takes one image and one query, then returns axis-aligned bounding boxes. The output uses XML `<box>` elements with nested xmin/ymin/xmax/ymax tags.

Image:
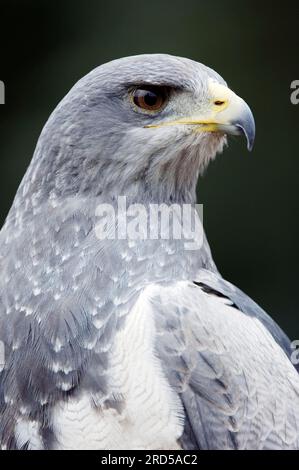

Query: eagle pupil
<box><xmin>144</xmin><ymin>91</ymin><xmax>158</xmax><ymax>107</ymax></box>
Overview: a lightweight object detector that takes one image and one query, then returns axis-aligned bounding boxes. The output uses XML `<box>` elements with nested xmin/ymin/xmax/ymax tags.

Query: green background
<box><xmin>0</xmin><ymin>0</ymin><xmax>298</xmax><ymax>337</ymax></box>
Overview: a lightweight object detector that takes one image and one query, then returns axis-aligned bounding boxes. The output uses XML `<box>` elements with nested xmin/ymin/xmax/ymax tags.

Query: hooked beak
<box><xmin>146</xmin><ymin>80</ymin><xmax>256</xmax><ymax>151</ymax></box>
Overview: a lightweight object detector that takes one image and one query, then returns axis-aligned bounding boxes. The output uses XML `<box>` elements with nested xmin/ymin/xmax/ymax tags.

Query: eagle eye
<box><xmin>131</xmin><ymin>86</ymin><xmax>168</xmax><ymax>112</ymax></box>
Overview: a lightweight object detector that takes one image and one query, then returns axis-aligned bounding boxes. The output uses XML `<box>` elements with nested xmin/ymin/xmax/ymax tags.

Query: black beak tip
<box><xmin>234</xmin><ymin>122</ymin><xmax>255</xmax><ymax>152</ymax></box>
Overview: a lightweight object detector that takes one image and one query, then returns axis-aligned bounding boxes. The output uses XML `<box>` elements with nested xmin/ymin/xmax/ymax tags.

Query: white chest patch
<box><xmin>52</xmin><ymin>287</ymin><xmax>184</xmax><ymax>449</ymax></box>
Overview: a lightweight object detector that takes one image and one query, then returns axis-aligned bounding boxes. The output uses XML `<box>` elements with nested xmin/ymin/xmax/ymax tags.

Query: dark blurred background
<box><xmin>0</xmin><ymin>0</ymin><xmax>298</xmax><ymax>337</ymax></box>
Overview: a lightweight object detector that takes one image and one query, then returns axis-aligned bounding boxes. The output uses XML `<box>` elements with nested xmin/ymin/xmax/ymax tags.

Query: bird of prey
<box><xmin>0</xmin><ymin>54</ymin><xmax>298</xmax><ymax>450</ymax></box>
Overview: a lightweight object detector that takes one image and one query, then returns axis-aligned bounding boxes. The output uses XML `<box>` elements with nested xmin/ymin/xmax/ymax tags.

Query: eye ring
<box><xmin>131</xmin><ymin>86</ymin><xmax>168</xmax><ymax>113</ymax></box>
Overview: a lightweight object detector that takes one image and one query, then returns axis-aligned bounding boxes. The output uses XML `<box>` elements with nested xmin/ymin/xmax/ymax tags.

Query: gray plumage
<box><xmin>0</xmin><ymin>54</ymin><xmax>298</xmax><ymax>449</ymax></box>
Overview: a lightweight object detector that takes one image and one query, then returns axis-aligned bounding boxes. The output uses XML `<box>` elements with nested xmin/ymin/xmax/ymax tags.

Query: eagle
<box><xmin>0</xmin><ymin>54</ymin><xmax>298</xmax><ymax>450</ymax></box>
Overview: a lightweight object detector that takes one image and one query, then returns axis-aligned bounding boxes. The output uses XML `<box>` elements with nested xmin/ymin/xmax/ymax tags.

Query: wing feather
<box><xmin>148</xmin><ymin>278</ymin><xmax>299</xmax><ymax>449</ymax></box>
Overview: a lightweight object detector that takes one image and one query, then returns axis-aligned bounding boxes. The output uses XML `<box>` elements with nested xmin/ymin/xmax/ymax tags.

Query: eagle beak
<box><xmin>206</xmin><ymin>83</ymin><xmax>256</xmax><ymax>152</ymax></box>
<box><xmin>181</xmin><ymin>81</ymin><xmax>256</xmax><ymax>152</ymax></box>
<box><xmin>145</xmin><ymin>81</ymin><xmax>256</xmax><ymax>151</ymax></box>
<box><xmin>208</xmin><ymin>98</ymin><xmax>256</xmax><ymax>151</ymax></box>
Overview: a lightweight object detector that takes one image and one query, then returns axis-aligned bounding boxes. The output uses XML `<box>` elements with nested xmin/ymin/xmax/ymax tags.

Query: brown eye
<box><xmin>132</xmin><ymin>86</ymin><xmax>167</xmax><ymax>111</ymax></box>
<box><xmin>214</xmin><ymin>100</ymin><xmax>225</xmax><ymax>106</ymax></box>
